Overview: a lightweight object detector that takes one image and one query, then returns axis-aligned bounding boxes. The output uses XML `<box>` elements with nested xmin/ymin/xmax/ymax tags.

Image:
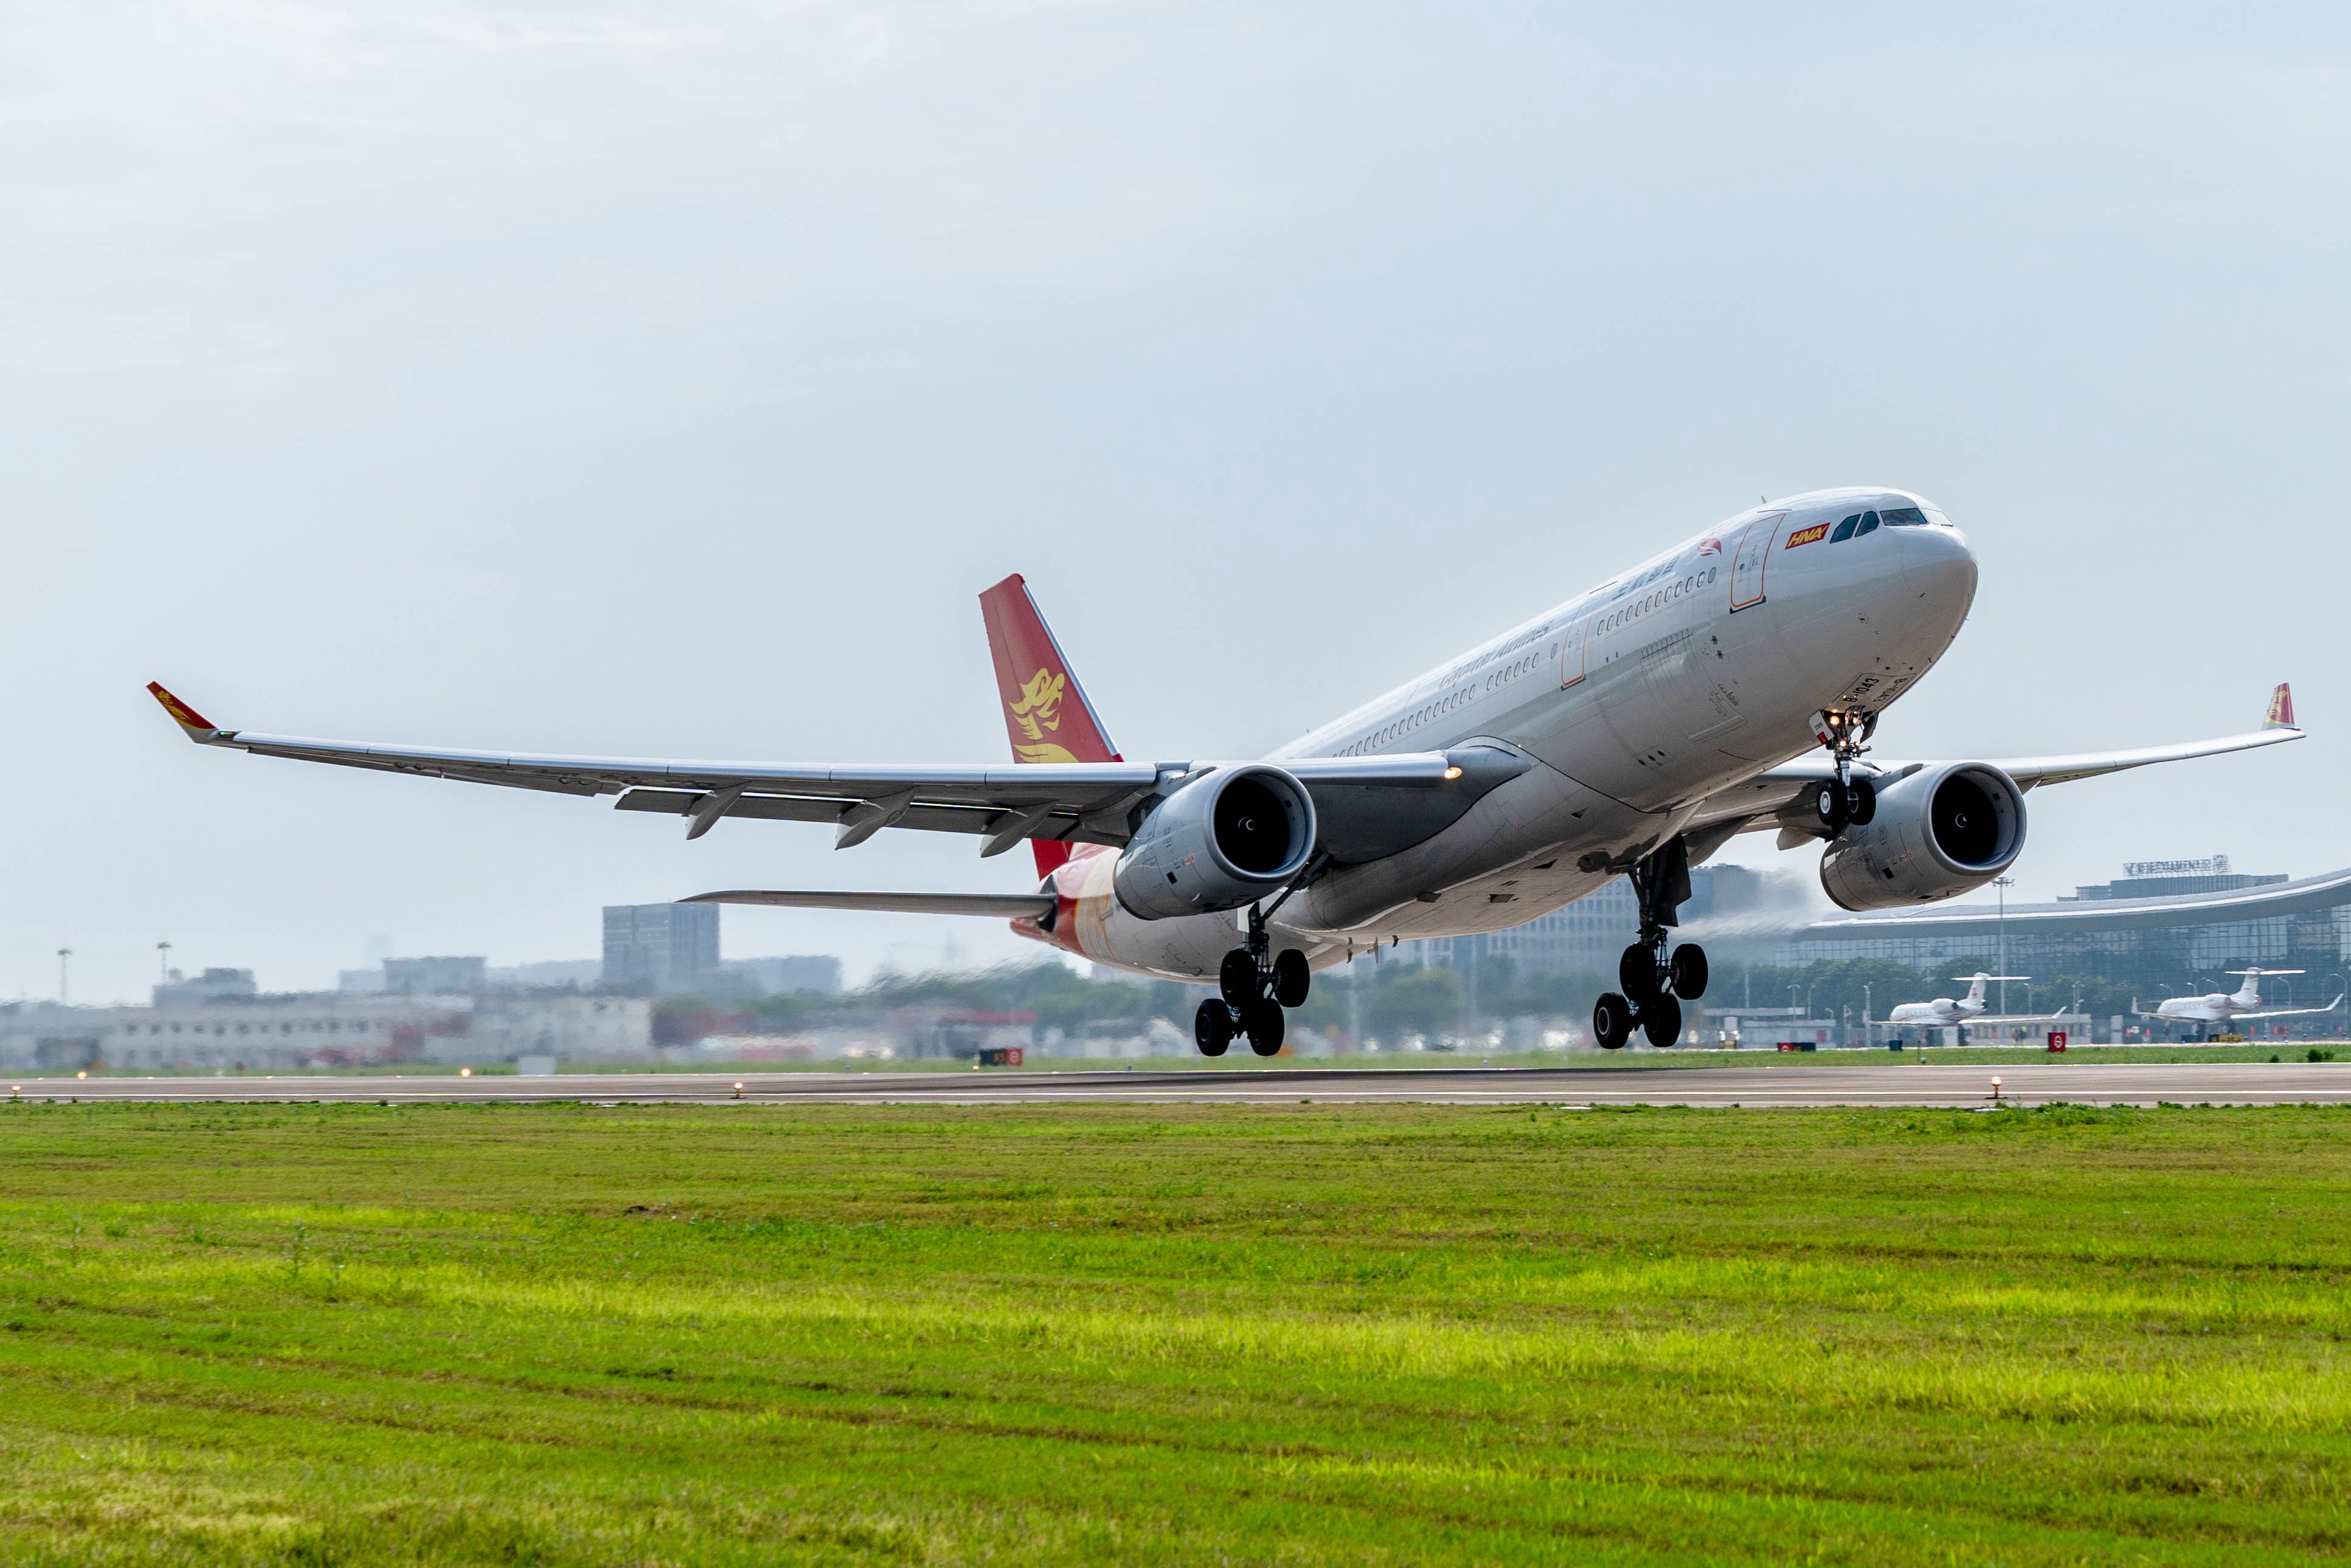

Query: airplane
<box><xmin>1884</xmin><ymin>972</ymin><xmax>2033</xmax><ymax>1031</ymax></box>
<box><xmin>2134</xmin><ymin>970</ymin><xmax>2346</xmax><ymax>1033</ymax></box>
<box><xmin>148</xmin><ymin>486</ymin><xmax>2305</xmax><ymax>1059</ymax></box>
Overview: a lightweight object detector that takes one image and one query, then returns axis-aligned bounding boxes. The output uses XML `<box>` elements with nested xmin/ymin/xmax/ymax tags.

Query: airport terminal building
<box><xmin>1774</xmin><ymin>859</ymin><xmax>2351</xmax><ymax>1000</ymax></box>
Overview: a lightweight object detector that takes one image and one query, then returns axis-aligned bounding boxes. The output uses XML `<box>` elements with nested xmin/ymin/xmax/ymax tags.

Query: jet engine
<box><xmin>1113</xmin><ymin>765</ymin><xmax>1318</xmax><ymax>920</ymax></box>
<box><xmin>1817</xmin><ymin>762</ymin><xmax>2026</xmax><ymax>911</ymax></box>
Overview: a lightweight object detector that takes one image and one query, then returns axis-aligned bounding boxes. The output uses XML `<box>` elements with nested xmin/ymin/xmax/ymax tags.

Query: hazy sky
<box><xmin>6</xmin><ymin>4</ymin><xmax>2349</xmax><ymax>1002</ymax></box>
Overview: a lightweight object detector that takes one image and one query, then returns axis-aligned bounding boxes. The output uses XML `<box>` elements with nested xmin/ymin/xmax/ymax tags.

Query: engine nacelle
<box><xmin>1113</xmin><ymin>765</ymin><xmax>1317</xmax><ymax>920</ymax></box>
<box><xmin>1819</xmin><ymin>762</ymin><xmax>2026</xmax><ymax>911</ymax></box>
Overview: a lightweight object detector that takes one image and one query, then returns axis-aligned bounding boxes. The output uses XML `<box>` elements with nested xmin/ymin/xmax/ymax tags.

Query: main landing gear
<box><xmin>1196</xmin><ymin>899</ymin><xmax>1314</xmax><ymax>1058</ymax></box>
<box><xmin>1591</xmin><ymin>835</ymin><xmax>1710</xmax><ymax>1050</ymax></box>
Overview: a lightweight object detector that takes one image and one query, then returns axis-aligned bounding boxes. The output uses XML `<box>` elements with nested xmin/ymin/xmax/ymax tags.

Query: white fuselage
<box><xmin>1887</xmin><ymin>996</ymin><xmax>1987</xmax><ymax>1029</ymax></box>
<box><xmin>1034</xmin><ymin>487</ymin><xmax>1980</xmax><ymax>982</ymax></box>
<box><xmin>2157</xmin><ymin>983</ymin><xmax>2271</xmax><ymax>1024</ymax></box>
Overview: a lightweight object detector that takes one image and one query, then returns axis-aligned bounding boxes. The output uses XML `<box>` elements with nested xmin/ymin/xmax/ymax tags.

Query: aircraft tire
<box><xmin>1669</xmin><ymin>943</ymin><xmax>1709</xmax><ymax>1001</ymax></box>
<box><xmin>1619</xmin><ymin>944</ymin><xmax>1661</xmax><ymax>1002</ymax></box>
<box><xmin>1219</xmin><ymin>949</ymin><xmax>1259</xmax><ymax>1009</ymax></box>
<box><xmin>1271</xmin><ymin>949</ymin><xmax>1311</xmax><ymax>1008</ymax></box>
<box><xmin>1812</xmin><ymin>780</ymin><xmax>1849</xmax><ymax>833</ymax></box>
<box><xmin>1244</xmin><ymin>1000</ymin><xmax>1285</xmax><ymax>1056</ymax></box>
<box><xmin>1194</xmin><ymin>999</ymin><xmax>1233</xmax><ymax>1057</ymax></box>
<box><xmin>1642</xmin><ymin>992</ymin><xmax>1683</xmax><ymax>1048</ymax></box>
<box><xmin>1592</xmin><ymin>992</ymin><xmax>1633</xmax><ymax>1050</ymax></box>
<box><xmin>1847</xmin><ymin>777</ymin><xmax>1876</xmax><ymax>826</ymax></box>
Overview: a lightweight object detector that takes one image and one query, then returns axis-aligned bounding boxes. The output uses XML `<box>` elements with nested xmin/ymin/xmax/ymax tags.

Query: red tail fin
<box><xmin>2265</xmin><ymin>681</ymin><xmax>2297</xmax><ymax>729</ymax></box>
<box><xmin>978</xmin><ymin>574</ymin><xmax>1120</xmax><ymax>878</ymax></box>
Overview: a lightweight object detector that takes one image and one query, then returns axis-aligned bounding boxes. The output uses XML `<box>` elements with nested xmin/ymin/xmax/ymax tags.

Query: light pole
<box><xmin>57</xmin><ymin>947</ymin><xmax>71</xmax><ymax>1005</ymax></box>
<box><xmin>157</xmin><ymin>940</ymin><xmax>172</xmax><ymax>982</ymax></box>
<box><xmin>1863</xmin><ymin>982</ymin><xmax>1873</xmax><ymax>1050</ymax></box>
<box><xmin>1993</xmin><ymin>875</ymin><xmax>2016</xmax><ymax>1016</ymax></box>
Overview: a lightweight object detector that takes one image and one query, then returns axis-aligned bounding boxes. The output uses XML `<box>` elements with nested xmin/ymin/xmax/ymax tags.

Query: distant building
<box><xmin>2057</xmin><ymin>855</ymin><xmax>2288</xmax><ymax>902</ymax></box>
<box><xmin>153</xmin><ymin>968</ymin><xmax>258</xmax><ymax>1006</ymax></box>
<box><xmin>720</xmin><ymin>956</ymin><xmax>842</xmax><ymax>996</ymax></box>
<box><xmin>382</xmin><ymin>956</ymin><xmax>486</xmax><ymax>994</ymax></box>
<box><xmin>603</xmin><ymin>903</ymin><xmax>721</xmax><ymax>994</ymax></box>
<box><xmin>1768</xmin><ymin>864</ymin><xmax>2351</xmax><ymax>1005</ymax></box>
<box><xmin>1405</xmin><ymin>865</ymin><xmax>1766</xmax><ymax>975</ymax></box>
<box><xmin>0</xmin><ymin>991</ymin><xmax>654</xmax><ymax>1073</ymax></box>
<box><xmin>486</xmin><ymin>959</ymin><xmax>605</xmax><ymax>990</ymax></box>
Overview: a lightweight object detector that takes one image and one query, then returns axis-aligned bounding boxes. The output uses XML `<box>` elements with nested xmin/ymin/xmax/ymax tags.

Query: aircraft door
<box><xmin>1558</xmin><ymin>612</ymin><xmax>1589</xmax><ymax>687</ymax></box>
<box><xmin>1729</xmin><ymin>512</ymin><xmax>1783</xmax><ymax>611</ymax></box>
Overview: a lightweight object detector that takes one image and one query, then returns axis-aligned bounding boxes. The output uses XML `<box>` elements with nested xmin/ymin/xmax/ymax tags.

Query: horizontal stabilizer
<box><xmin>683</xmin><ymin>889</ymin><xmax>1056</xmax><ymax>918</ymax></box>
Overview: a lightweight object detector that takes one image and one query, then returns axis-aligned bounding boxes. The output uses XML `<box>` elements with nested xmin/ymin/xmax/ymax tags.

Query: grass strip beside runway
<box><xmin>0</xmin><ymin>1101</ymin><xmax>2346</xmax><ymax>1563</ymax></box>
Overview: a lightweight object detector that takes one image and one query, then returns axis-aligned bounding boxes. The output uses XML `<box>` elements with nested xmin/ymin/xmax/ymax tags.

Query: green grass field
<box><xmin>2</xmin><ymin>1101</ymin><xmax>2347</xmax><ymax>1563</ymax></box>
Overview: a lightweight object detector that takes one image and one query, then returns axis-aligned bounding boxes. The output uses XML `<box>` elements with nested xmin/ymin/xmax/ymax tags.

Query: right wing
<box><xmin>148</xmin><ymin>684</ymin><xmax>1526</xmax><ymax>859</ymax></box>
<box><xmin>2236</xmin><ymin>995</ymin><xmax>2346</xmax><ymax>1021</ymax></box>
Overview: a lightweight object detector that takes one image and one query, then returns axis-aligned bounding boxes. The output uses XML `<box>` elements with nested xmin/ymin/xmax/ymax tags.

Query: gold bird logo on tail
<box><xmin>1009</xmin><ymin>667</ymin><xmax>1079</xmax><ymax>763</ymax></box>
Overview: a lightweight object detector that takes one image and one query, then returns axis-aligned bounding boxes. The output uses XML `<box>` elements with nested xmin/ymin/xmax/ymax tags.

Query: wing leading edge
<box><xmin>145</xmin><ymin>683</ymin><xmax>1512</xmax><ymax>859</ymax></box>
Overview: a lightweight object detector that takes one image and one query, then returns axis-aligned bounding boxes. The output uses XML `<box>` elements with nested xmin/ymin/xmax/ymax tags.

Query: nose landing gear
<box><xmin>1807</xmin><ymin>708</ymin><xmax>1879</xmax><ymax>831</ymax></box>
<box><xmin>1199</xmin><ymin>891</ymin><xmax>1318</xmax><ymax>1057</ymax></box>
<box><xmin>1591</xmin><ymin>835</ymin><xmax>1710</xmax><ymax>1050</ymax></box>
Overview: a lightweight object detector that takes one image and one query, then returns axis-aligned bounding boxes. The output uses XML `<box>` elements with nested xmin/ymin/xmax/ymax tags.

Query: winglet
<box><xmin>147</xmin><ymin>682</ymin><xmax>225</xmax><ymax>741</ymax></box>
<box><xmin>2265</xmin><ymin>682</ymin><xmax>2298</xmax><ymax>730</ymax></box>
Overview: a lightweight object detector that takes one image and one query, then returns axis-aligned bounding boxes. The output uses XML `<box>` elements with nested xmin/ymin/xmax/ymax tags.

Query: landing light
<box><xmin>1443</xmin><ymin>766</ymin><xmax>1464</xmax><ymax>780</ymax></box>
<box><xmin>460</xmin><ymin>1067</ymin><xmax>471</xmax><ymax>1078</ymax></box>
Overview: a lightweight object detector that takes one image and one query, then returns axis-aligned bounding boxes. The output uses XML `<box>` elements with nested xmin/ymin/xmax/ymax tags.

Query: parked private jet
<box><xmin>1884</xmin><ymin>972</ymin><xmax>2034</xmax><ymax>1031</ymax></box>
<box><xmin>2135</xmin><ymin>970</ymin><xmax>2344</xmax><ymax>1032</ymax></box>
<box><xmin>150</xmin><ymin>488</ymin><xmax>2303</xmax><ymax>1057</ymax></box>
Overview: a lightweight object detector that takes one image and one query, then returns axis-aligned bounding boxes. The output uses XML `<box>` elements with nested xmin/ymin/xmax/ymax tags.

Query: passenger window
<box><xmin>1856</xmin><ymin>511</ymin><xmax>1880</xmax><ymax>536</ymax></box>
<box><xmin>1830</xmin><ymin>515</ymin><xmax>1859</xmax><ymax>543</ymax></box>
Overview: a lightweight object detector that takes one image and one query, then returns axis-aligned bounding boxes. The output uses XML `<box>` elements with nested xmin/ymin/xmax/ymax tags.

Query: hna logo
<box><xmin>1010</xmin><ymin>667</ymin><xmax>1079</xmax><ymax>763</ymax></box>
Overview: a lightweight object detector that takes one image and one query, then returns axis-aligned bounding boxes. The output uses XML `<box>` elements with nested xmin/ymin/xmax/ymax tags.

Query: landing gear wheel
<box><xmin>1592</xmin><ymin>992</ymin><xmax>1633</xmax><ymax>1051</ymax></box>
<box><xmin>1194</xmin><ymin>999</ymin><xmax>1233</xmax><ymax>1057</ymax></box>
<box><xmin>1812</xmin><ymin>780</ymin><xmax>1849</xmax><ymax>833</ymax></box>
<box><xmin>1244</xmin><ymin>1000</ymin><xmax>1286</xmax><ymax>1056</ymax></box>
<box><xmin>1219</xmin><ymin>949</ymin><xmax>1258</xmax><ymax>1009</ymax></box>
<box><xmin>1642</xmin><ymin>992</ymin><xmax>1683</xmax><ymax>1049</ymax></box>
<box><xmin>1847</xmin><ymin>776</ymin><xmax>1876</xmax><ymax>826</ymax></box>
<box><xmin>1271</xmin><ymin>949</ymin><xmax>1311</xmax><ymax>1009</ymax></box>
<box><xmin>1668</xmin><ymin>944</ymin><xmax>1709</xmax><ymax>1002</ymax></box>
<box><xmin>1619</xmin><ymin>944</ymin><xmax>1661</xmax><ymax>1003</ymax></box>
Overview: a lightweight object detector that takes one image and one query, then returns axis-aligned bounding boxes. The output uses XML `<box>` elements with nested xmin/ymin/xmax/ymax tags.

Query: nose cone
<box><xmin>1894</xmin><ymin>514</ymin><xmax>1978</xmax><ymax>623</ymax></box>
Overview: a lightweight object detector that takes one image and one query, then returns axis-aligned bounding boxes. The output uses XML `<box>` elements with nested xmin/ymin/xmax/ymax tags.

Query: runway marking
<box><xmin>11</xmin><ymin>1064</ymin><xmax>2349</xmax><ymax>1109</ymax></box>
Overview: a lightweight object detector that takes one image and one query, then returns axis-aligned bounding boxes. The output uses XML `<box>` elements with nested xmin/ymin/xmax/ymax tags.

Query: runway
<box><xmin>13</xmin><ymin>1061</ymin><xmax>2351</xmax><ymax>1109</ymax></box>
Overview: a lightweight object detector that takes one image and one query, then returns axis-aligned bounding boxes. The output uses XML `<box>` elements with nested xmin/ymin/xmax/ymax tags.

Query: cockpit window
<box><xmin>1857</xmin><ymin>509</ymin><xmax>1880</xmax><ymax>534</ymax></box>
<box><xmin>1829</xmin><ymin>514</ymin><xmax>1859</xmax><ymax>543</ymax></box>
<box><xmin>1881</xmin><ymin>505</ymin><xmax>1929</xmax><ymax>526</ymax></box>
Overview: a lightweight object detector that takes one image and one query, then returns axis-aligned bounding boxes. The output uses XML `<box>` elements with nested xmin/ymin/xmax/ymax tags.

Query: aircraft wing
<box><xmin>2234</xmin><ymin>995</ymin><xmax>2346</xmax><ymax>1021</ymax></box>
<box><xmin>684</xmin><ymin>890</ymin><xmax>1058</xmax><ymax>917</ymax></box>
<box><xmin>148</xmin><ymin>684</ymin><xmax>1524</xmax><ymax>858</ymax></box>
<box><xmin>1688</xmin><ymin>687</ymin><xmax>2304</xmax><ymax>845</ymax></box>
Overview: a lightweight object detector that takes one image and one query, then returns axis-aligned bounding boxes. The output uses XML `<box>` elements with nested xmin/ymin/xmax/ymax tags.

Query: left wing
<box><xmin>1688</xmin><ymin>684</ymin><xmax>2304</xmax><ymax>844</ymax></box>
<box><xmin>146</xmin><ymin>683</ymin><xmax>1520</xmax><ymax>859</ymax></box>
